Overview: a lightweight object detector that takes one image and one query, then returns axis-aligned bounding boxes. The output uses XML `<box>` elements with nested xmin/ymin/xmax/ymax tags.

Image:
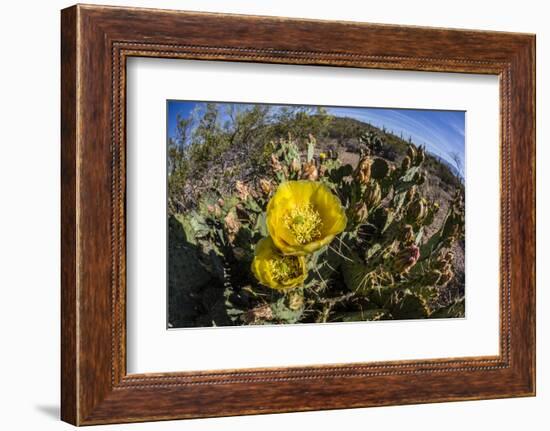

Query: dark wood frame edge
<box><xmin>61</xmin><ymin>4</ymin><xmax>535</xmax><ymax>426</ymax></box>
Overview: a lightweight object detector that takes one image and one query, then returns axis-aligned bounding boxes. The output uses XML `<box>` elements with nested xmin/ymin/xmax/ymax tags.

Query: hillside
<box><xmin>323</xmin><ymin>116</ymin><xmax>463</xmax><ymax>193</ymax></box>
<box><xmin>168</xmin><ymin>114</ymin><xmax>464</xmax><ymax>212</ymax></box>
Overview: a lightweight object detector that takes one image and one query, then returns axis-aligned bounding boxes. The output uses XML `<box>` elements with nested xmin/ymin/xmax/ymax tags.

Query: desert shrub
<box><xmin>167</xmin><ymin>104</ymin><xmax>334</xmax><ymax>213</ymax></box>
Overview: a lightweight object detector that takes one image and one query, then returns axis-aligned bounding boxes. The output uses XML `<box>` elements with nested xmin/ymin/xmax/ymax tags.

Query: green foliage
<box><xmin>430</xmin><ymin>298</ymin><xmax>465</xmax><ymax>318</ymax></box>
<box><xmin>168</xmin><ymin>129</ymin><xmax>465</xmax><ymax>327</ymax></box>
<box><xmin>271</xmin><ymin>106</ymin><xmax>332</xmax><ymax>144</ymax></box>
<box><xmin>167</xmin><ymin>103</ymin><xmax>336</xmax><ymax>213</ymax></box>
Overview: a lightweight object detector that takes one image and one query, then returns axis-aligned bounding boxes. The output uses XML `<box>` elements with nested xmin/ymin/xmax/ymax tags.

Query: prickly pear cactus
<box><xmin>171</xmin><ymin>133</ymin><xmax>465</xmax><ymax>326</ymax></box>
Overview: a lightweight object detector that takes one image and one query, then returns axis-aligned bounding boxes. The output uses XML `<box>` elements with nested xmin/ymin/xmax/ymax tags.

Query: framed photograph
<box><xmin>61</xmin><ymin>4</ymin><xmax>535</xmax><ymax>425</ymax></box>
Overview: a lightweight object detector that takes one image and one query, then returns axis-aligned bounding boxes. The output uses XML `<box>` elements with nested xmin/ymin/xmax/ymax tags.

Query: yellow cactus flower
<box><xmin>266</xmin><ymin>180</ymin><xmax>347</xmax><ymax>255</ymax></box>
<box><xmin>251</xmin><ymin>237</ymin><xmax>307</xmax><ymax>290</ymax></box>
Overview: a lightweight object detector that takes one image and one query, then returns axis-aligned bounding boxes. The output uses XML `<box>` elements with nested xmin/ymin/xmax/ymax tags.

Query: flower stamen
<box><xmin>284</xmin><ymin>204</ymin><xmax>323</xmax><ymax>244</ymax></box>
<box><xmin>268</xmin><ymin>255</ymin><xmax>303</xmax><ymax>283</ymax></box>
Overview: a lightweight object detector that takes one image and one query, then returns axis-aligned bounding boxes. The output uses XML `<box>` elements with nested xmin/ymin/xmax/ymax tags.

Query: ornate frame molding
<box><xmin>61</xmin><ymin>5</ymin><xmax>535</xmax><ymax>425</ymax></box>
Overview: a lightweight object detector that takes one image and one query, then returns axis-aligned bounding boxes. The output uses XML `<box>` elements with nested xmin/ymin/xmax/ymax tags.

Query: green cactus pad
<box><xmin>370</xmin><ymin>158</ymin><xmax>390</xmax><ymax>179</ymax></box>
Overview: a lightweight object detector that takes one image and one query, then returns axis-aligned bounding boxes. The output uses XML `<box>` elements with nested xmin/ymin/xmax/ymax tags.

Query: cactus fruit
<box><xmin>224</xmin><ymin>210</ymin><xmax>241</xmax><ymax>243</ymax></box>
<box><xmin>290</xmin><ymin>158</ymin><xmax>301</xmax><ymax>174</ymax></box>
<box><xmin>351</xmin><ymin>201</ymin><xmax>369</xmax><ymax>225</ymax></box>
<box><xmin>301</xmin><ymin>161</ymin><xmax>319</xmax><ymax>181</ymax></box>
<box><xmin>363</xmin><ymin>181</ymin><xmax>382</xmax><ymax>210</ymax></box>
<box><xmin>401</xmin><ymin>224</ymin><xmax>415</xmax><ymax>244</ymax></box>
<box><xmin>288</xmin><ymin>291</ymin><xmax>305</xmax><ymax>311</ymax></box>
<box><xmin>270</xmin><ymin>153</ymin><xmax>283</xmax><ymax>172</ymax></box>
<box><xmin>207</xmin><ymin>204</ymin><xmax>222</xmax><ymax>218</ymax></box>
<box><xmin>355</xmin><ymin>156</ymin><xmax>372</xmax><ymax>185</ymax></box>
<box><xmin>235</xmin><ymin>180</ymin><xmax>251</xmax><ymax>201</ymax></box>
<box><xmin>406</xmin><ymin>197</ymin><xmax>428</xmax><ymax>225</ymax></box>
<box><xmin>259</xmin><ymin>178</ymin><xmax>273</xmax><ymax>196</ymax></box>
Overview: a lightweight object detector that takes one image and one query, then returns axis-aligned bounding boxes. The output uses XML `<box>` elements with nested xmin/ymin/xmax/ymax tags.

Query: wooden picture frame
<box><xmin>61</xmin><ymin>4</ymin><xmax>535</xmax><ymax>425</ymax></box>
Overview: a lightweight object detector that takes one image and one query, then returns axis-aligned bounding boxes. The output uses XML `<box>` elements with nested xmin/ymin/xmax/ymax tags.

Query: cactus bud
<box><xmin>434</xmin><ymin>246</ymin><xmax>454</xmax><ymax>270</ymax></box>
<box><xmin>363</xmin><ymin>181</ymin><xmax>382</xmax><ymax>209</ymax></box>
<box><xmin>392</xmin><ymin>244</ymin><xmax>420</xmax><ymax>273</ymax></box>
<box><xmin>352</xmin><ymin>201</ymin><xmax>369</xmax><ymax>224</ymax></box>
<box><xmin>407</xmin><ymin>144</ymin><xmax>417</xmax><ymax>161</ymax></box>
<box><xmin>217</xmin><ymin>198</ymin><xmax>225</xmax><ymax>207</ymax></box>
<box><xmin>207</xmin><ymin>204</ymin><xmax>222</xmax><ymax>218</ymax></box>
<box><xmin>224</xmin><ymin>210</ymin><xmax>241</xmax><ymax>243</ymax></box>
<box><xmin>288</xmin><ymin>291</ymin><xmax>304</xmax><ymax>311</ymax></box>
<box><xmin>270</xmin><ymin>153</ymin><xmax>282</xmax><ymax>172</ymax></box>
<box><xmin>290</xmin><ymin>158</ymin><xmax>301</xmax><ymax>174</ymax></box>
<box><xmin>259</xmin><ymin>178</ymin><xmax>273</xmax><ymax>196</ymax></box>
<box><xmin>354</xmin><ymin>156</ymin><xmax>372</xmax><ymax>185</ymax></box>
<box><xmin>235</xmin><ymin>180</ymin><xmax>250</xmax><ymax>201</ymax></box>
<box><xmin>401</xmin><ymin>156</ymin><xmax>411</xmax><ymax>171</ymax></box>
<box><xmin>401</xmin><ymin>224</ymin><xmax>415</xmax><ymax>244</ymax></box>
<box><xmin>371</xmin><ymin>158</ymin><xmax>390</xmax><ymax>179</ymax></box>
<box><xmin>406</xmin><ymin>197</ymin><xmax>428</xmax><ymax>224</ymax></box>
<box><xmin>282</xmin><ymin>165</ymin><xmax>290</xmax><ymax>178</ymax></box>
<box><xmin>301</xmin><ymin>161</ymin><xmax>319</xmax><ymax>181</ymax></box>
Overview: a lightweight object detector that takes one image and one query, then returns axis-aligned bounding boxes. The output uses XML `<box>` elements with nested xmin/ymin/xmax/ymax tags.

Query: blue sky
<box><xmin>167</xmin><ymin>100</ymin><xmax>465</xmax><ymax>171</ymax></box>
<box><xmin>167</xmin><ymin>100</ymin><xmax>197</xmax><ymax>138</ymax></box>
